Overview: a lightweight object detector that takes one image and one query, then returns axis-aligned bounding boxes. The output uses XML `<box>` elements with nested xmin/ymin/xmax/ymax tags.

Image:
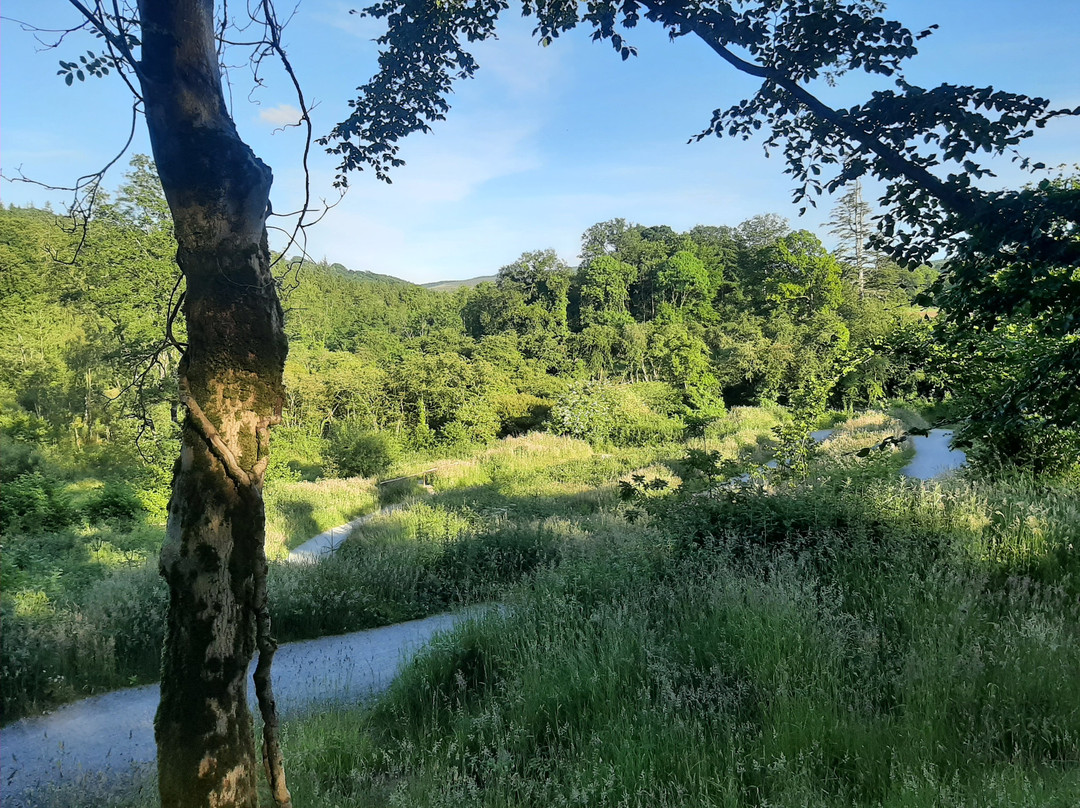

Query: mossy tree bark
<box><xmin>136</xmin><ymin>1</ymin><xmax>291</xmax><ymax>806</ymax></box>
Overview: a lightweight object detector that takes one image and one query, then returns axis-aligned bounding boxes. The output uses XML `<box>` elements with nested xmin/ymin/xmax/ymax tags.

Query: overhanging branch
<box><xmin>641</xmin><ymin>0</ymin><xmax>986</xmax><ymax>224</ymax></box>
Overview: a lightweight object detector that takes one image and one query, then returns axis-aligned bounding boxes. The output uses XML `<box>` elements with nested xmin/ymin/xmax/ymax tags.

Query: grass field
<box><xmin>272</xmin><ymin>427</ymin><xmax>1080</xmax><ymax>807</ymax></box>
<box><xmin>10</xmin><ymin>408</ymin><xmax>1080</xmax><ymax>806</ymax></box>
<box><xmin>1</xmin><ymin>428</ymin><xmax>682</xmax><ymax>721</ymax></box>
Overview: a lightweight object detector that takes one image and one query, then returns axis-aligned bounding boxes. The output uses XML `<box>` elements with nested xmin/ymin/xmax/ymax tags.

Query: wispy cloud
<box><xmin>378</xmin><ymin>121</ymin><xmax>542</xmax><ymax>205</ymax></box>
<box><xmin>259</xmin><ymin>104</ymin><xmax>303</xmax><ymax>127</ymax></box>
<box><xmin>311</xmin><ymin>1</ymin><xmax>386</xmax><ymax>42</ymax></box>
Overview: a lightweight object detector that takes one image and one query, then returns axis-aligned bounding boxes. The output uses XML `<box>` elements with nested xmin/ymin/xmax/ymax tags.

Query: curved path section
<box><xmin>288</xmin><ymin>502</ymin><xmax>413</xmax><ymax>562</ymax></box>
<box><xmin>0</xmin><ymin>610</ymin><xmax>474</xmax><ymax>808</ymax></box>
<box><xmin>901</xmin><ymin>429</ymin><xmax>966</xmax><ymax>479</ymax></box>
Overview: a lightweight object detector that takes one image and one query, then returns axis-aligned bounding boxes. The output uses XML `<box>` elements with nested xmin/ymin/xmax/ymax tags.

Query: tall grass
<box><xmin>278</xmin><ymin>468</ymin><xmax>1080</xmax><ymax>807</ymax></box>
<box><xmin>1</xmin><ymin>434</ymin><xmax>676</xmax><ymax>721</ymax></box>
<box><xmin>268</xmin><ymin>433</ymin><xmax>672</xmax><ymax>640</ymax></box>
<box><xmin>10</xmin><ymin>414</ymin><xmax>1080</xmax><ymax>805</ymax></box>
<box><xmin>265</xmin><ymin>475</ymin><xmax>380</xmax><ymax>557</ymax></box>
<box><xmin>1</xmin><ymin>473</ymin><xmax>384</xmax><ymax>720</ymax></box>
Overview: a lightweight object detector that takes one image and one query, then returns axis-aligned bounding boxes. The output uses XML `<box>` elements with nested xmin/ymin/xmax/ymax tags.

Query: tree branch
<box><xmin>177</xmin><ymin>375</ymin><xmax>252</xmax><ymax>489</ymax></box>
<box><xmin>645</xmin><ymin>0</ymin><xmax>985</xmax><ymax>224</ymax></box>
<box><xmin>66</xmin><ymin>0</ymin><xmax>147</xmax><ymax>85</ymax></box>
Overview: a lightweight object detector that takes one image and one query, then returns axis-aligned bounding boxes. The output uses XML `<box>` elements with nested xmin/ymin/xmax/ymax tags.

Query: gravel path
<box><xmin>0</xmin><ymin>610</ymin><xmax>477</xmax><ymax>807</ymax></box>
<box><xmin>287</xmin><ymin>502</ymin><xmax>408</xmax><ymax>562</ymax></box>
<box><xmin>902</xmin><ymin>428</ymin><xmax>967</xmax><ymax>479</ymax></box>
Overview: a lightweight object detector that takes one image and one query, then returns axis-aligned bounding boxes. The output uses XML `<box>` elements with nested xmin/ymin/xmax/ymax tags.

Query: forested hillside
<box><xmin>0</xmin><ymin>159</ymin><xmax>947</xmax><ymax>501</ymax></box>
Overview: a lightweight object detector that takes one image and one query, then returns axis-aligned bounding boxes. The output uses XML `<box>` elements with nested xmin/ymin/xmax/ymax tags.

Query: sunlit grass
<box><xmin>3</xmin><ymin>433</ymin><xmax>681</xmax><ymax>721</ymax></box>
<box><xmin>705</xmin><ymin>404</ymin><xmax>787</xmax><ymax>463</ymax></box>
<box><xmin>275</xmin><ymin>462</ymin><xmax>1080</xmax><ymax>807</ymax></box>
<box><xmin>14</xmin><ymin>414</ymin><xmax>1080</xmax><ymax>808</ymax></box>
<box><xmin>265</xmin><ymin>475</ymin><xmax>380</xmax><ymax>557</ymax></box>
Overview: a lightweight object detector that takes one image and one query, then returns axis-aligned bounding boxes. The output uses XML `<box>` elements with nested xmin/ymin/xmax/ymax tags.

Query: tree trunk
<box><xmin>136</xmin><ymin>2</ymin><xmax>290</xmax><ymax>806</ymax></box>
<box><xmin>852</xmin><ymin>179</ymin><xmax>867</xmax><ymax>301</ymax></box>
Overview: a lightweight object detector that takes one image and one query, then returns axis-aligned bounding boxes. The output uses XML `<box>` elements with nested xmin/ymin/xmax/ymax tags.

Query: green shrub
<box><xmin>549</xmin><ymin>382</ymin><xmax>683</xmax><ymax>447</ymax></box>
<box><xmin>0</xmin><ymin>472</ymin><xmax>74</xmax><ymax>533</ymax></box>
<box><xmin>267</xmin><ymin>423</ymin><xmax>328</xmax><ymax>482</ymax></box>
<box><xmin>327</xmin><ymin>422</ymin><xmax>400</xmax><ymax>478</ymax></box>
<box><xmin>606</xmin><ymin>385</ymin><xmax>685</xmax><ymax>446</ymax></box>
<box><xmin>627</xmin><ymin>381</ymin><xmax>684</xmax><ymax>417</ymax></box>
<box><xmin>548</xmin><ymin>381</ymin><xmax>613</xmax><ymax>444</ymax></box>
<box><xmin>491</xmin><ymin>393</ymin><xmax>552</xmax><ymax>436</ymax></box>
<box><xmin>0</xmin><ymin>434</ymin><xmax>45</xmax><ymax>483</ymax></box>
<box><xmin>437</xmin><ymin>399</ymin><xmax>500</xmax><ymax>448</ymax></box>
<box><xmin>84</xmin><ymin>481</ymin><xmax>144</xmax><ymax>524</ymax></box>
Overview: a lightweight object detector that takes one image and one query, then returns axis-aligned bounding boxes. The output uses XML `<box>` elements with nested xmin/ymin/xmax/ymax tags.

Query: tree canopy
<box><xmin>325</xmin><ymin>0</ymin><xmax>1079</xmax><ymax>468</ymax></box>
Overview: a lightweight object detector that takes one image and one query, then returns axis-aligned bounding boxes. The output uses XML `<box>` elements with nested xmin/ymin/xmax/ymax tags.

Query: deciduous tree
<box><xmin>330</xmin><ymin>0</ymin><xmax>1077</xmax><ymax>466</ymax></box>
<box><xmin>43</xmin><ymin>2</ymin><xmax>293</xmax><ymax>805</ymax></box>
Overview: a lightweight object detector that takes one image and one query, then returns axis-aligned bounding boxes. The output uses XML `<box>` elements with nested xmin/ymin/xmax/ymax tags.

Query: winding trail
<box><xmin>1</xmin><ymin>609</ymin><xmax>480</xmax><ymax>807</ymax></box>
<box><xmin>1</xmin><ymin>432</ymin><xmax>965</xmax><ymax>806</ymax></box>
<box><xmin>287</xmin><ymin>503</ymin><xmax>407</xmax><ymax>563</ymax></box>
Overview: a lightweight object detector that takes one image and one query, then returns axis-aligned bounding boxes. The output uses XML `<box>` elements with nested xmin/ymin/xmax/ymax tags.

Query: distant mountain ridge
<box><xmin>288</xmin><ymin>258</ymin><xmax>497</xmax><ymax>291</ymax></box>
<box><xmin>305</xmin><ymin>260</ymin><xmax>413</xmax><ymax>287</ymax></box>
<box><xmin>421</xmin><ymin>275</ymin><xmax>498</xmax><ymax>292</ymax></box>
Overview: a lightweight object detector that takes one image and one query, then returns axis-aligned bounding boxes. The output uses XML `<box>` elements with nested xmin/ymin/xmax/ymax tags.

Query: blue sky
<box><xmin>3</xmin><ymin>1</ymin><xmax>1078</xmax><ymax>283</ymax></box>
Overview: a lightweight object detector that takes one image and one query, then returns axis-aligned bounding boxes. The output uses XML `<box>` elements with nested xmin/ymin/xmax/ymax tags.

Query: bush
<box><xmin>84</xmin><ymin>481</ymin><xmax>144</xmax><ymax>524</ymax></box>
<box><xmin>437</xmin><ymin>398</ymin><xmax>500</xmax><ymax>448</ymax></box>
<box><xmin>491</xmin><ymin>393</ymin><xmax>552</xmax><ymax>437</ymax></box>
<box><xmin>0</xmin><ymin>434</ymin><xmax>45</xmax><ymax>483</ymax></box>
<box><xmin>0</xmin><ymin>472</ymin><xmax>74</xmax><ymax>533</ymax></box>
<box><xmin>327</xmin><ymin>422</ymin><xmax>400</xmax><ymax>478</ymax></box>
<box><xmin>266</xmin><ymin>423</ymin><xmax>328</xmax><ymax>482</ymax></box>
<box><xmin>960</xmin><ymin>416</ymin><xmax>1080</xmax><ymax>477</ymax></box>
<box><xmin>549</xmin><ymin>382</ymin><xmax>683</xmax><ymax>447</ymax></box>
<box><xmin>606</xmin><ymin>385</ymin><xmax>685</xmax><ymax>446</ymax></box>
<box><xmin>627</xmin><ymin>381</ymin><xmax>684</xmax><ymax>417</ymax></box>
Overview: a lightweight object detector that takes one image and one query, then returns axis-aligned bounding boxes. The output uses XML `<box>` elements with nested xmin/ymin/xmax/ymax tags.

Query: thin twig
<box><xmin>66</xmin><ymin>0</ymin><xmax>147</xmax><ymax>84</ymax></box>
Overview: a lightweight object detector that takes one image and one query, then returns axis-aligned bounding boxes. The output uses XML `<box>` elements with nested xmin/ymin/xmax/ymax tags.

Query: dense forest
<box><xmin>5</xmin><ymin>157</ymin><xmax>1078</xmax><ymax>576</ymax></box>
<box><xmin>1</xmin><ymin>159</ymin><xmax>947</xmax><ymax>500</ymax></box>
<box><xmin>4</xmin><ymin>159</ymin><xmax>1075</xmax><ymax>518</ymax></box>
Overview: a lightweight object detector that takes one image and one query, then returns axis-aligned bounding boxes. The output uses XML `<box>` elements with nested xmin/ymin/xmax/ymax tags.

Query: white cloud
<box><xmin>378</xmin><ymin>118</ymin><xmax>542</xmax><ymax>205</ymax></box>
<box><xmin>473</xmin><ymin>25</ymin><xmax>566</xmax><ymax>96</ymax></box>
<box><xmin>259</xmin><ymin>104</ymin><xmax>303</xmax><ymax>127</ymax></box>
